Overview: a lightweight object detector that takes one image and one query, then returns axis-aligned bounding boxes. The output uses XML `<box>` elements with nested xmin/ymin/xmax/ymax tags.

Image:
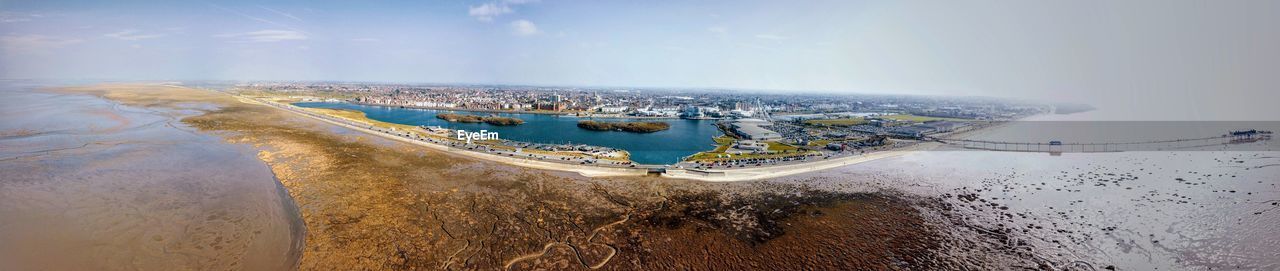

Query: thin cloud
<box><xmin>0</xmin><ymin>35</ymin><xmax>83</xmax><ymax>51</ymax></box>
<box><xmin>209</xmin><ymin>4</ymin><xmax>305</xmax><ymax>33</ymax></box>
<box><xmin>104</xmin><ymin>29</ymin><xmax>165</xmax><ymax>41</ymax></box>
<box><xmin>469</xmin><ymin>3</ymin><xmax>512</xmax><ymax>22</ymax></box>
<box><xmin>0</xmin><ymin>12</ymin><xmax>41</xmax><ymax>23</ymax></box>
<box><xmin>215</xmin><ymin>30</ymin><xmax>308</xmax><ymax>43</ymax></box>
<box><xmin>259</xmin><ymin>6</ymin><xmax>303</xmax><ymax>22</ymax></box>
<box><xmin>509</xmin><ymin>20</ymin><xmax>539</xmax><ymax>36</ymax></box>
<box><xmin>469</xmin><ymin>0</ymin><xmax>538</xmax><ymax>22</ymax></box>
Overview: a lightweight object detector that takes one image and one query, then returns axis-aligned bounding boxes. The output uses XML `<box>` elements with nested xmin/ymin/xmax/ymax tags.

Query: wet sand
<box><xmin>14</xmin><ymin>83</ymin><xmax>1045</xmax><ymax>269</ymax></box>
<box><xmin>0</xmin><ymin>85</ymin><xmax>303</xmax><ymax>270</ymax></box>
<box><xmin>778</xmin><ymin>148</ymin><xmax>1280</xmax><ymax>270</ymax></box>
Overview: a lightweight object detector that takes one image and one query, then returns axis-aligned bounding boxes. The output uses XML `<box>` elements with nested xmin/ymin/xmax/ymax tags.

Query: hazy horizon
<box><xmin>4</xmin><ymin>0</ymin><xmax>1279</xmax><ymax>119</ymax></box>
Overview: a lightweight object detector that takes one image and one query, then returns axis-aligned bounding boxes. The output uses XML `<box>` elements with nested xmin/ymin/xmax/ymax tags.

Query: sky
<box><xmin>2</xmin><ymin>0</ymin><xmax>1279</xmax><ymax>119</ymax></box>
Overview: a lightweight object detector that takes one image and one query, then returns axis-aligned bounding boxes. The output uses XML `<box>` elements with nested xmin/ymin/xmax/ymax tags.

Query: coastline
<box><xmin>253</xmin><ymin>96</ymin><xmax>946</xmax><ymax>182</ymax></box>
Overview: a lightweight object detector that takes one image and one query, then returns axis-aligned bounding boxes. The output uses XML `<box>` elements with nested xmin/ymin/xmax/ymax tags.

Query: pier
<box><xmin>930</xmin><ymin>130</ymin><xmax>1271</xmax><ymax>154</ymax></box>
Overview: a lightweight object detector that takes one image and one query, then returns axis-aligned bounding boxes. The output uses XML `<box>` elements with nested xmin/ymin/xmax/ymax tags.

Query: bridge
<box><xmin>929</xmin><ymin>130</ymin><xmax>1272</xmax><ymax>154</ymax></box>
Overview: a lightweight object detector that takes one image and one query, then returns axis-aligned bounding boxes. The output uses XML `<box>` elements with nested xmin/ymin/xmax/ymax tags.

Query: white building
<box><xmin>598</xmin><ymin>106</ymin><xmax>628</xmax><ymax>113</ymax></box>
<box><xmin>730</xmin><ymin>119</ymin><xmax>782</xmax><ymax>141</ymax></box>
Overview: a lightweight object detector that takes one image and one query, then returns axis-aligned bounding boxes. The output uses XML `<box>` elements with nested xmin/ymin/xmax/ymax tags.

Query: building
<box><xmin>888</xmin><ymin>126</ymin><xmax>935</xmax><ymax>138</ymax></box>
<box><xmin>536</xmin><ymin>102</ymin><xmax>565</xmax><ymax>111</ymax></box>
<box><xmin>680</xmin><ymin>106</ymin><xmax>721</xmax><ymax>119</ymax></box>
<box><xmin>597</xmin><ymin>106</ymin><xmax>628</xmax><ymax>113</ymax></box>
<box><xmin>728</xmin><ymin>140</ymin><xmax>768</xmax><ymax>154</ymax></box>
<box><xmin>730</xmin><ymin>119</ymin><xmax>782</xmax><ymax>141</ymax></box>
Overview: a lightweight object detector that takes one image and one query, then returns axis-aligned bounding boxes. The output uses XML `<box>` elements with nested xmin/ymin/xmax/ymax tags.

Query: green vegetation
<box><xmin>712</xmin><ymin>135</ymin><xmax>736</xmax><ymax>145</ymax></box>
<box><xmin>686</xmin><ymin>136</ymin><xmax>815</xmax><ymax>162</ymax></box>
<box><xmin>436</xmin><ymin>113</ymin><xmax>525</xmax><ymax>126</ymax></box>
<box><xmin>687</xmin><ymin>150</ymin><xmax>818</xmax><ymax>162</ymax></box>
<box><xmin>482</xmin><ymin>117</ymin><xmax>524</xmax><ymax>126</ymax></box>
<box><xmin>803</xmin><ymin>118</ymin><xmax>867</xmax><ymax>126</ymax></box>
<box><xmin>765</xmin><ymin>141</ymin><xmax>799</xmax><ymax>152</ymax></box>
<box><xmin>576</xmin><ymin>120</ymin><xmax>670</xmax><ymax>133</ymax></box>
<box><xmin>877</xmin><ymin>114</ymin><xmax>969</xmax><ymax>122</ymax></box>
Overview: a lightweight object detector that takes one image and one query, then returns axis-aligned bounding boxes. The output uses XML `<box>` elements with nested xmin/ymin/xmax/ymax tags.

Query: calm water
<box><xmin>292</xmin><ymin>102</ymin><xmax>724</xmax><ymax>165</ymax></box>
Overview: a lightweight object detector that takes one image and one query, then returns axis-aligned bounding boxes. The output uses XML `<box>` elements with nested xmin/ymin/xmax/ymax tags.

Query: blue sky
<box><xmin>2</xmin><ymin>0</ymin><xmax>1280</xmax><ymax>119</ymax></box>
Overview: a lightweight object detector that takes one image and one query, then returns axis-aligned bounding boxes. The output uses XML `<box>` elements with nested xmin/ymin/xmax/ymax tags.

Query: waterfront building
<box><xmin>730</xmin><ymin>119</ymin><xmax>782</xmax><ymax>141</ymax></box>
<box><xmin>888</xmin><ymin>126</ymin><xmax>935</xmax><ymax>138</ymax></box>
<box><xmin>598</xmin><ymin>106</ymin><xmax>628</xmax><ymax>113</ymax></box>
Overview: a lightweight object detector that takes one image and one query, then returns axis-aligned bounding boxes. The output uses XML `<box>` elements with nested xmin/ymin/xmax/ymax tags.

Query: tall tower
<box><xmin>755</xmin><ymin>98</ymin><xmax>771</xmax><ymax>120</ymax></box>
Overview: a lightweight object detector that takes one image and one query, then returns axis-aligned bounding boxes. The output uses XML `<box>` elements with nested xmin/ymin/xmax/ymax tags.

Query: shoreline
<box><xmin>248</xmin><ymin>95</ymin><xmax>946</xmax><ymax>182</ymax></box>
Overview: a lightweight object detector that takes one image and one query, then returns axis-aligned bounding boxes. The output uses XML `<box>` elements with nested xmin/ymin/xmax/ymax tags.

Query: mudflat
<box><xmin>0</xmin><ymin>84</ymin><xmax>302</xmax><ymax>270</ymax></box>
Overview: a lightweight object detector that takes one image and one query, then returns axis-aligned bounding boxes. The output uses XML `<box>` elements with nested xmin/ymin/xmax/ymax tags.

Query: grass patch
<box><xmin>686</xmin><ymin>135</ymin><xmax>736</xmax><ymax>161</ymax></box>
<box><xmin>687</xmin><ymin>151</ymin><xmax>818</xmax><ymax>162</ymax></box>
<box><xmin>712</xmin><ymin>135</ymin><xmax>736</xmax><ymax>145</ymax></box>
<box><xmin>765</xmin><ymin>141</ymin><xmax>799</xmax><ymax>152</ymax></box>
<box><xmin>685</xmin><ymin>138</ymin><xmax>813</xmax><ymax>162</ymax></box>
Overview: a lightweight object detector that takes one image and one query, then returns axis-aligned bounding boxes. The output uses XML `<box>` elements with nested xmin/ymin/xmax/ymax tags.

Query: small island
<box><xmin>436</xmin><ymin>113</ymin><xmax>525</xmax><ymax>126</ymax></box>
<box><xmin>577</xmin><ymin>120</ymin><xmax>670</xmax><ymax>133</ymax></box>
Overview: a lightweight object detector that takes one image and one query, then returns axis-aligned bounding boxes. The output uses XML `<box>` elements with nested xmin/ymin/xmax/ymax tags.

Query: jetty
<box><xmin>930</xmin><ymin>130</ymin><xmax>1271</xmax><ymax>154</ymax></box>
